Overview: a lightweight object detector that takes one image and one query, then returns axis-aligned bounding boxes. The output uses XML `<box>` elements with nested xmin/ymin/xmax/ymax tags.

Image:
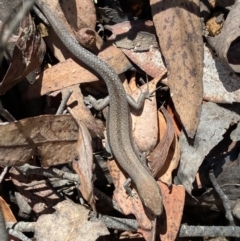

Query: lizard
<box><xmin>35</xmin><ymin>0</ymin><xmax>163</xmax><ymax>215</ymax></box>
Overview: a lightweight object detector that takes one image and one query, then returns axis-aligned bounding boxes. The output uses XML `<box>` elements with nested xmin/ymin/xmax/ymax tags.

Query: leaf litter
<box><xmin>0</xmin><ymin>0</ymin><xmax>240</xmax><ymax>240</ymax></box>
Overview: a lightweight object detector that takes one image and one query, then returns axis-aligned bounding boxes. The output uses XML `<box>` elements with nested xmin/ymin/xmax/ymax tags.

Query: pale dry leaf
<box><xmin>230</xmin><ymin>123</ymin><xmax>240</xmax><ymax>142</ymax></box>
<box><xmin>148</xmin><ymin>107</ymin><xmax>175</xmax><ymax>177</ymax></box>
<box><xmin>108</xmin><ymin>159</ymin><xmax>153</xmax><ymax>230</ymax></box>
<box><xmin>107</xmin><ymin>20</ymin><xmax>167</xmax><ymax>78</ymax></box>
<box><xmin>151</xmin><ymin>0</ymin><xmax>204</xmax><ymax>138</ymax></box>
<box><xmin>131</xmin><ymin>75</ymin><xmax>166</xmax><ymax>153</ymax></box>
<box><xmin>35</xmin><ymin>199</ymin><xmax>109</xmax><ymax>241</ymax></box>
<box><xmin>70</xmin><ymin>111</ymin><xmax>95</xmax><ymax>211</ymax></box>
<box><xmin>64</xmin><ymin>85</ymin><xmax>104</xmax><ymax>137</ymax></box>
<box><xmin>0</xmin><ymin>115</ymin><xmax>78</xmax><ymax>167</ymax></box>
<box><xmin>157</xmin><ymin>182</ymin><xmax>185</xmax><ymax>241</ymax></box>
<box><xmin>23</xmin><ymin>44</ymin><xmax>132</xmax><ymax>100</ymax></box>
<box><xmin>202</xmin><ymin>44</ymin><xmax>240</xmax><ymax>103</ymax></box>
<box><xmin>158</xmin><ymin>133</ymin><xmax>180</xmax><ymax>186</ymax></box>
<box><xmin>177</xmin><ymin>102</ymin><xmax>240</xmax><ymax>193</ymax></box>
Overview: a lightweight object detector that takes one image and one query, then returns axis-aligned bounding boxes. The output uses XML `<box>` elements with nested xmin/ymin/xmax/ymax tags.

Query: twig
<box><xmin>209</xmin><ymin>169</ymin><xmax>235</xmax><ymax>225</ymax></box>
<box><xmin>16</xmin><ymin>164</ymin><xmax>79</xmax><ymax>183</ymax></box>
<box><xmin>90</xmin><ymin>212</ymin><xmax>138</xmax><ymax>231</ymax></box>
<box><xmin>6</xmin><ymin>221</ymin><xmax>35</xmax><ymax>233</ymax></box>
<box><xmin>16</xmin><ymin>164</ymin><xmax>124</xmax><ymax>213</ymax></box>
<box><xmin>0</xmin><ymin>100</ymin><xmax>16</xmax><ymax>122</ymax></box>
<box><xmin>8</xmin><ymin>228</ymin><xmax>32</xmax><ymax>241</ymax></box>
<box><xmin>0</xmin><ymin>167</ymin><xmax>8</xmax><ymax>184</ymax></box>
<box><xmin>56</xmin><ymin>89</ymin><xmax>73</xmax><ymax>115</ymax></box>
<box><xmin>93</xmin><ymin>187</ymin><xmax>123</xmax><ymax>214</ymax></box>
<box><xmin>179</xmin><ymin>225</ymin><xmax>240</xmax><ymax>237</ymax></box>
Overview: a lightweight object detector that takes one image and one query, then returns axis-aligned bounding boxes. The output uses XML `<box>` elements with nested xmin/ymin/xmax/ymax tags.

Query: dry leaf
<box><xmin>59</xmin><ymin>0</ymin><xmax>96</xmax><ymax>31</ymax></box>
<box><xmin>148</xmin><ymin>107</ymin><xmax>174</xmax><ymax>176</ymax></box>
<box><xmin>35</xmin><ymin>199</ymin><xmax>109</xmax><ymax>241</ymax></box>
<box><xmin>64</xmin><ymin>85</ymin><xmax>104</xmax><ymax>137</ymax></box>
<box><xmin>207</xmin><ymin>0</ymin><xmax>240</xmax><ymax>73</ymax></box>
<box><xmin>0</xmin><ymin>115</ymin><xmax>78</xmax><ymax>167</ymax></box>
<box><xmin>151</xmin><ymin>0</ymin><xmax>204</xmax><ymax>138</ymax></box>
<box><xmin>157</xmin><ymin>182</ymin><xmax>185</xmax><ymax>241</ymax></box>
<box><xmin>131</xmin><ymin>75</ymin><xmax>166</xmax><ymax>153</ymax></box>
<box><xmin>107</xmin><ymin>20</ymin><xmax>167</xmax><ymax>78</ymax></box>
<box><xmin>157</xmin><ymin>134</ymin><xmax>180</xmax><ymax>186</ymax></box>
<box><xmin>108</xmin><ymin>159</ymin><xmax>153</xmax><ymax>230</ymax></box>
<box><xmin>0</xmin><ymin>13</ymin><xmax>46</xmax><ymax>94</ymax></box>
<box><xmin>177</xmin><ymin>102</ymin><xmax>240</xmax><ymax>193</ymax></box>
<box><xmin>202</xmin><ymin>44</ymin><xmax>240</xmax><ymax>103</ymax></box>
<box><xmin>23</xmin><ymin>44</ymin><xmax>132</xmax><ymax>100</ymax></box>
<box><xmin>0</xmin><ymin>197</ymin><xmax>16</xmax><ymax>223</ymax></box>
<box><xmin>70</xmin><ymin>110</ymin><xmax>95</xmax><ymax>211</ymax></box>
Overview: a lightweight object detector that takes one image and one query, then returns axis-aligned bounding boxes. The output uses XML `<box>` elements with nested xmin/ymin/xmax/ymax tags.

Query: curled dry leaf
<box><xmin>0</xmin><ymin>115</ymin><xmax>78</xmax><ymax>167</ymax></box>
<box><xmin>35</xmin><ymin>200</ymin><xmax>109</xmax><ymax>241</ymax></box>
<box><xmin>150</xmin><ymin>0</ymin><xmax>204</xmax><ymax>138</ymax></box>
<box><xmin>177</xmin><ymin>102</ymin><xmax>240</xmax><ymax>193</ymax></box>
<box><xmin>0</xmin><ymin>13</ymin><xmax>46</xmax><ymax>94</ymax></box>
<box><xmin>23</xmin><ymin>44</ymin><xmax>132</xmax><ymax>100</ymax></box>
<box><xmin>107</xmin><ymin>20</ymin><xmax>167</xmax><ymax>78</ymax></box>
<box><xmin>157</xmin><ymin>182</ymin><xmax>185</xmax><ymax>241</ymax></box>
<box><xmin>70</xmin><ymin>109</ymin><xmax>95</xmax><ymax>211</ymax></box>
<box><xmin>207</xmin><ymin>0</ymin><xmax>240</xmax><ymax>73</ymax></box>
<box><xmin>108</xmin><ymin>159</ymin><xmax>152</xmax><ymax>230</ymax></box>
<box><xmin>131</xmin><ymin>75</ymin><xmax>166</xmax><ymax>153</ymax></box>
<box><xmin>157</xmin><ymin>133</ymin><xmax>180</xmax><ymax>186</ymax></box>
<box><xmin>148</xmin><ymin>106</ymin><xmax>175</xmax><ymax>177</ymax></box>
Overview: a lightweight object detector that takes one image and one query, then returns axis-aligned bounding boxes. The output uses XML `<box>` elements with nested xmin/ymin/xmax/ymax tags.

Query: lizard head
<box><xmin>138</xmin><ymin>182</ymin><xmax>163</xmax><ymax>216</ymax></box>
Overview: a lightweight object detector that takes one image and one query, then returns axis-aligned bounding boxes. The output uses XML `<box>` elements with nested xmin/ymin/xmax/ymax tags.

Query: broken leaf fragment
<box><xmin>35</xmin><ymin>200</ymin><xmax>109</xmax><ymax>241</ymax></box>
<box><xmin>0</xmin><ymin>115</ymin><xmax>78</xmax><ymax>167</ymax></box>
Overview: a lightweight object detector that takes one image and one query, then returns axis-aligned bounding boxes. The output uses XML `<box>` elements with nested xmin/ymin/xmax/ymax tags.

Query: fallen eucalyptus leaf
<box><xmin>177</xmin><ymin>102</ymin><xmax>240</xmax><ymax>193</ymax></box>
<box><xmin>35</xmin><ymin>200</ymin><xmax>109</xmax><ymax>241</ymax></box>
<box><xmin>0</xmin><ymin>115</ymin><xmax>78</xmax><ymax>167</ymax></box>
<box><xmin>150</xmin><ymin>0</ymin><xmax>204</xmax><ymax>138</ymax></box>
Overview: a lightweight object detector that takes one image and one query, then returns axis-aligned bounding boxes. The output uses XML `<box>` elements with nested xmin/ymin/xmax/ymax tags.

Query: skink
<box><xmin>35</xmin><ymin>0</ymin><xmax>162</xmax><ymax>215</ymax></box>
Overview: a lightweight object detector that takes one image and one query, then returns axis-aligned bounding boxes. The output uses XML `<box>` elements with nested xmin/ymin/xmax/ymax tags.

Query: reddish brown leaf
<box><xmin>150</xmin><ymin>0</ymin><xmax>204</xmax><ymax>138</ymax></box>
<box><xmin>148</xmin><ymin>107</ymin><xmax>175</xmax><ymax>176</ymax></box>
<box><xmin>157</xmin><ymin>182</ymin><xmax>185</xmax><ymax>241</ymax></box>
<box><xmin>22</xmin><ymin>44</ymin><xmax>132</xmax><ymax>100</ymax></box>
<box><xmin>0</xmin><ymin>13</ymin><xmax>46</xmax><ymax>94</ymax></box>
<box><xmin>157</xmin><ymin>133</ymin><xmax>180</xmax><ymax>186</ymax></box>
<box><xmin>70</xmin><ymin>108</ymin><xmax>95</xmax><ymax>212</ymax></box>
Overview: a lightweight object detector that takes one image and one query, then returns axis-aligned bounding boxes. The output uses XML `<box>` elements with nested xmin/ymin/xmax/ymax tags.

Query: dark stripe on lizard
<box><xmin>35</xmin><ymin>0</ymin><xmax>162</xmax><ymax>215</ymax></box>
